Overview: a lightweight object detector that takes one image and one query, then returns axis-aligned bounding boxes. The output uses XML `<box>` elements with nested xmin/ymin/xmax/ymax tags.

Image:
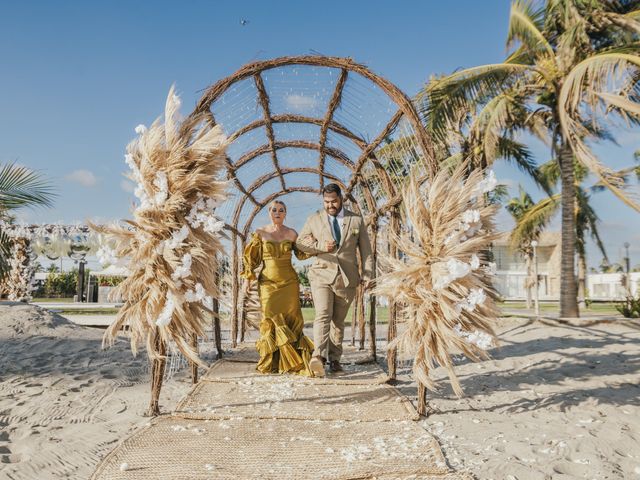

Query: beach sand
<box><xmin>397</xmin><ymin>316</ymin><xmax>640</xmax><ymax>479</ymax></box>
<box><xmin>1</xmin><ymin>303</ymin><xmax>639</xmax><ymax>479</ymax></box>
<box><xmin>0</xmin><ymin>303</ymin><xmax>192</xmax><ymax>480</ymax></box>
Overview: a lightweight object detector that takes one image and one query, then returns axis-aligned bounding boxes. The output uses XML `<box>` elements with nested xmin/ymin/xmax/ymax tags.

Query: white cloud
<box><xmin>285</xmin><ymin>94</ymin><xmax>318</xmax><ymax>112</ymax></box>
<box><xmin>120</xmin><ymin>179</ymin><xmax>135</xmax><ymax>193</ymax></box>
<box><xmin>65</xmin><ymin>169</ymin><xmax>98</xmax><ymax>187</ymax></box>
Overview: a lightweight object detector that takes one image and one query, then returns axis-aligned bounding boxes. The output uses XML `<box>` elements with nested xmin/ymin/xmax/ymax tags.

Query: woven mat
<box><xmin>176</xmin><ymin>376</ymin><xmax>418</xmax><ymax>421</ymax></box>
<box><xmin>202</xmin><ymin>358</ymin><xmax>389</xmax><ymax>384</ymax></box>
<box><xmin>91</xmin><ymin>346</ymin><xmax>472</xmax><ymax>480</ymax></box>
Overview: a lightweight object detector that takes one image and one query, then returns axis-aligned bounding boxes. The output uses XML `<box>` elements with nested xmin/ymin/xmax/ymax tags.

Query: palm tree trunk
<box><xmin>559</xmin><ymin>142</ymin><xmax>579</xmax><ymax>318</ymax></box>
<box><xmin>577</xmin><ymin>253</ymin><xmax>587</xmax><ymax>310</ymax></box>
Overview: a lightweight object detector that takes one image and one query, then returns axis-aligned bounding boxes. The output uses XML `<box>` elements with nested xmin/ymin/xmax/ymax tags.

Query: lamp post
<box><xmin>69</xmin><ymin>234</ymin><xmax>90</xmax><ymax>303</ymax></box>
<box><xmin>531</xmin><ymin>240</ymin><xmax>540</xmax><ymax>318</ymax></box>
<box><xmin>624</xmin><ymin>241</ymin><xmax>631</xmax><ymax>297</ymax></box>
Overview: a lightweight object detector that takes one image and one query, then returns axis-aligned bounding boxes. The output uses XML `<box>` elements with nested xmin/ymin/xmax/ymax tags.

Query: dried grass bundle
<box><xmin>5</xmin><ymin>237</ymin><xmax>35</xmax><ymax>302</ymax></box>
<box><xmin>375</xmin><ymin>164</ymin><xmax>501</xmax><ymax>397</ymax></box>
<box><xmin>91</xmin><ymin>87</ymin><xmax>228</xmax><ymax>366</ymax></box>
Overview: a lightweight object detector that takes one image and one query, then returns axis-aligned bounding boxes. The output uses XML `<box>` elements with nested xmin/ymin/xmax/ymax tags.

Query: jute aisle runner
<box><xmin>91</xmin><ymin>346</ymin><xmax>472</xmax><ymax>480</ymax></box>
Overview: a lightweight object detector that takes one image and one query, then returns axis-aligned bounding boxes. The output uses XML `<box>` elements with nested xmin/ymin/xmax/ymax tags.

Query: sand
<box><xmin>0</xmin><ymin>303</ymin><xmax>192</xmax><ymax>480</ymax></box>
<box><xmin>1</xmin><ymin>303</ymin><xmax>639</xmax><ymax>479</ymax></box>
<box><xmin>396</xmin><ymin>317</ymin><xmax>640</xmax><ymax>479</ymax></box>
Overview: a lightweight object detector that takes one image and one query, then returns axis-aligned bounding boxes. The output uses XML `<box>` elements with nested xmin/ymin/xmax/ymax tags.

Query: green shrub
<box><xmin>616</xmin><ymin>296</ymin><xmax>640</xmax><ymax>318</ymax></box>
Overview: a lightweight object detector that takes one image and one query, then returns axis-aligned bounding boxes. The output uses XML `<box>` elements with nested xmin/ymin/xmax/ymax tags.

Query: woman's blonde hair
<box><xmin>269</xmin><ymin>200</ymin><xmax>287</xmax><ymax>212</ymax></box>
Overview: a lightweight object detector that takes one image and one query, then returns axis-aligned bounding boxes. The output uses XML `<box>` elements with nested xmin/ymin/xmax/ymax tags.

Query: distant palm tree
<box><xmin>422</xmin><ymin>0</ymin><xmax>640</xmax><ymax>317</ymax></box>
<box><xmin>0</xmin><ymin>163</ymin><xmax>55</xmax><ymax>276</ymax></box>
<box><xmin>511</xmin><ymin>159</ymin><xmax>613</xmax><ymax>308</ymax></box>
<box><xmin>506</xmin><ymin>187</ymin><xmax>542</xmax><ymax>308</ymax></box>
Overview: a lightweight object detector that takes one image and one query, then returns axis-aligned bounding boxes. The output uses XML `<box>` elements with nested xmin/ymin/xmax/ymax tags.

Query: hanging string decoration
<box><xmin>91</xmin><ymin>86</ymin><xmax>228</xmax><ymax>366</ymax></box>
<box><xmin>374</xmin><ymin>163</ymin><xmax>500</xmax><ymax>397</ymax></box>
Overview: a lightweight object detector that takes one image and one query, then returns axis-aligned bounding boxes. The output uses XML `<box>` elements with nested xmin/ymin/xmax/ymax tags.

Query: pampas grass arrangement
<box><xmin>91</xmin><ymin>87</ymin><xmax>228</xmax><ymax>413</ymax></box>
<box><xmin>375</xmin><ymin>163</ymin><xmax>501</xmax><ymax>400</ymax></box>
<box><xmin>6</xmin><ymin>236</ymin><xmax>35</xmax><ymax>302</ymax></box>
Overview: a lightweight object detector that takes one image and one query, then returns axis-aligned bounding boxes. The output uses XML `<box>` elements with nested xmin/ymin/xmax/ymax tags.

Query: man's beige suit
<box><xmin>296</xmin><ymin>208</ymin><xmax>373</xmax><ymax>362</ymax></box>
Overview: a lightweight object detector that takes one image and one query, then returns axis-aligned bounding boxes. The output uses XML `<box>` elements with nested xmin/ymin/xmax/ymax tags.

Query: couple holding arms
<box><xmin>241</xmin><ymin>183</ymin><xmax>373</xmax><ymax>377</ymax></box>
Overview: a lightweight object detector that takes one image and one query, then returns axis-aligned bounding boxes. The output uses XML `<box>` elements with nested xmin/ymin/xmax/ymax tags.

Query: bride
<box><xmin>241</xmin><ymin>200</ymin><xmax>316</xmax><ymax>376</ymax></box>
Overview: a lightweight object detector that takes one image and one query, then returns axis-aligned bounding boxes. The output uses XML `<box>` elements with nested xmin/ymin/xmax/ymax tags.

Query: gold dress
<box><xmin>241</xmin><ymin>233</ymin><xmax>314</xmax><ymax>376</ymax></box>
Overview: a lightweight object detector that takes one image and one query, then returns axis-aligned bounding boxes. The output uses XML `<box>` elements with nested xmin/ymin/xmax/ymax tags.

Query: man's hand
<box><xmin>324</xmin><ymin>240</ymin><xmax>337</xmax><ymax>252</ymax></box>
<box><xmin>361</xmin><ymin>279</ymin><xmax>373</xmax><ymax>290</ymax></box>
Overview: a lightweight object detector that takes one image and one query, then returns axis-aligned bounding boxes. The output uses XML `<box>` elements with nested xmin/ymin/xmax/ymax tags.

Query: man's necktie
<box><xmin>332</xmin><ymin>216</ymin><xmax>341</xmax><ymax>246</ymax></box>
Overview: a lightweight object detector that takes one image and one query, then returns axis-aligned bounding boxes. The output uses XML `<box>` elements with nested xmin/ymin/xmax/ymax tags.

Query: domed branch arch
<box><xmin>188</xmin><ymin>55</ymin><xmax>436</xmax><ymax>370</ymax></box>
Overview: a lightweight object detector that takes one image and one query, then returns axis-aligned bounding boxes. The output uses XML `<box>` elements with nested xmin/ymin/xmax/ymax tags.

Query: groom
<box><xmin>296</xmin><ymin>183</ymin><xmax>373</xmax><ymax>377</ymax></box>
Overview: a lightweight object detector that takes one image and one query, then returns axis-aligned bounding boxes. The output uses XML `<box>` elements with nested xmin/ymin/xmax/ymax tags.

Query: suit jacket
<box><xmin>296</xmin><ymin>208</ymin><xmax>373</xmax><ymax>288</ymax></box>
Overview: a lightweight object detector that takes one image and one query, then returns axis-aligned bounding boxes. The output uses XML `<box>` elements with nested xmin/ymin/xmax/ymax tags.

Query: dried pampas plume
<box><xmin>375</xmin><ymin>163</ymin><xmax>501</xmax><ymax>397</ymax></box>
<box><xmin>91</xmin><ymin>86</ymin><xmax>228</xmax><ymax>367</ymax></box>
<box><xmin>5</xmin><ymin>237</ymin><xmax>36</xmax><ymax>302</ymax></box>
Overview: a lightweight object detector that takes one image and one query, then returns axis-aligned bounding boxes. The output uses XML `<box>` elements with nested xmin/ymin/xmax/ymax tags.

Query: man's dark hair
<box><xmin>322</xmin><ymin>183</ymin><xmax>342</xmax><ymax>198</ymax></box>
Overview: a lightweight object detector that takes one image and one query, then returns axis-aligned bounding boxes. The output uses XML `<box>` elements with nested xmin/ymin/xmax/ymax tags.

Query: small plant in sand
<box><xmin>91</xmin><ymin>87</ymin><xmax>228</xmax><ymax>413</ymax></box>
<box><xmin>375</xmin><ymin>163</ymin><xmax>501</xmax><ymax>399</ymax></box>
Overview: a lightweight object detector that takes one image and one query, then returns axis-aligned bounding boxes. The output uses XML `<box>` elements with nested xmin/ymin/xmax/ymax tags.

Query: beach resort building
<box><xmin>491</xmin><ymin>232</ymin><xmax>561</xmax><ymax>301</ymax></box>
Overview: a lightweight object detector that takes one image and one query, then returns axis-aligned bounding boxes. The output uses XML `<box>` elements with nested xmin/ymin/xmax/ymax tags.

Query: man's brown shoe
<box><xmin>329</xmin><ymin>360</ymin><xmax>345</xmax><ymax>374</ymax></box>
<box><xmin>309</xmin><ymin>356</ymin><xmax>325</xmax><ymax>377</ymax></box>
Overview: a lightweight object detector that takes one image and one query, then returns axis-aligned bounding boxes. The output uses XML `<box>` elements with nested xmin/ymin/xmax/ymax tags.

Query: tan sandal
<box><xmin>309</xmin><ymin>356</ymin><xmax>325</xmax><ymax>377</ymax></box>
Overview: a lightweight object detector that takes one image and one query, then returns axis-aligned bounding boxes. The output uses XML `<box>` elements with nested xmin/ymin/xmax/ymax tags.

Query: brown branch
<box><xmin>226</xmin><ymin>156</ymin><xmax>260</xmax><ymax>207</ymax></box>
<box><xmin>235</xmin><ymin>141</ymin><xmax>354</xmax><ymax>170</ymax></box>
<box><xmin>319</xmin><ymin>69</ymin><xmax>348</xmax><ymax>188</ymax></box>
<box><xmin>345</xmin><ymin>109</ymin><xmax>403</xmax><ymax>196</ymax></box>
<box><xmin>254</xmin><ymin>73</ymin><xmax>286</xmax><ymax>190</ymax></box>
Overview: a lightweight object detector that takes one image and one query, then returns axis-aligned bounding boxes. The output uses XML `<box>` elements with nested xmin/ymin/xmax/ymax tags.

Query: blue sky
<box><xmin>1</xmin><ymin>0</ymin><xmax>638</xmax><ymax>270</ymax></box>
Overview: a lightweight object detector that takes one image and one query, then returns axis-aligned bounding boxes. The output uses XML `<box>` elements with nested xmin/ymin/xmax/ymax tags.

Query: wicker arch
<box><xmin>189</xmin><ymin>56</ymin><xmax>436</xmax><ymax>373</ymax></box>
<box><xmin>232</xmin><ymin>168</ymin><xmax>348</xmax><ymax>233</ymax></box>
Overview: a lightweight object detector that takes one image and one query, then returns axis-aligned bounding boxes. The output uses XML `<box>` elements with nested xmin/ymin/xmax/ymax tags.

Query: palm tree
<box><xmin>422</xmin><ymin>0</ymin><xmax>640</xmax><ymax>317</ymax></box>
<box><xmin>506</xmin><ymin>187</ymin><xmax>542</xmax><ymax>308</ymax></box>
<box><xmin>0</xmin><ymin>163</ymin><xmax>55</xmax><ymax>276</ymax></box>
<box><xmin>511</xmin><ymin>158</ymin><xmax>613</xmax><ymax>308</ymax></box>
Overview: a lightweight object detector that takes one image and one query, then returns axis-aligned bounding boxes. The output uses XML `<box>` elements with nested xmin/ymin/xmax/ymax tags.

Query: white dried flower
<box><xmin>155</xmin><ymin>293</ymin><xmax>176</xmax><ymax>327</ymax></box>
<box><xmin>134</xmin><ymin>124</ymin><xmax>147</xmax><ymax>134</ymax></box>
<box><xmin>166</xmin><ymin>225</ymin><xmax>189</xmax><ymax>250</ymax></box>
<box><xmin>461</xmin><ymin>210</ymin><xmax>480</xmax><ymax>225</ymax></box>
<box><xmin>153</xmin><ymin>171</ymin><xmax>169</xmax><ymax>205</ymax></box>
<box><xmin>171</xmin><ymin>253</ymin><xmax>192</xmax><ymax>281</ymax></box>
<box><xmin>475</xmin><ymin>170</ymin><xmax>497</xmax><ymax>195</ymax></box>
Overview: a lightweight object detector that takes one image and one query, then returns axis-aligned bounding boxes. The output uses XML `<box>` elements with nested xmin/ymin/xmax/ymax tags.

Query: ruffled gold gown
<box><xmin>241</xmin><ymin>233</ymin><xmax>314</xmax><ymax>376</ymax></box>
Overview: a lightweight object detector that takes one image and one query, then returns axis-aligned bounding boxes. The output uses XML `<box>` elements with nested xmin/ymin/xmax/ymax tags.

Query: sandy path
<box><xmin>395</xmin><ymin>317</ymin><xmax>640</xmax><ymax>479</ymax></box>
<box><xmin>2</xmin><ymin>303</ymin><xmax>639</xmax><ymax>479</ymax></box>
<box><xmin>0</xmin><ymin>303</ymin><xmax>192</xmax><ymax>480</ymax></box>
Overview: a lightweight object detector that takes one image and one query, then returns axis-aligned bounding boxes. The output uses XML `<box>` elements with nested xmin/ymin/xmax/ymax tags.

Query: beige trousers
<box><xmin>310</xmin><ymin>272</ymin><xmax>357</xmax><ymax>362</ymax></box>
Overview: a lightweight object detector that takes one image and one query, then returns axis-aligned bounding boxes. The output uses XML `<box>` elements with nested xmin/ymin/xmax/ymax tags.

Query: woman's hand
<box><xmin>243</xmin><ymin>279</ymin><xmax>252</xmax><ymax>295</ymax></box>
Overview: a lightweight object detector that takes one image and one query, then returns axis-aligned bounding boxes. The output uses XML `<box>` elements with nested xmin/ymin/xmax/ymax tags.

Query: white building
<box><xmin>587</xmin><ymin>272</ymin><xmax>640</xmax><ymax>300</ymax></box>
<box><xmin>491</xmin><ymin>232</ymin><xmax>561</xmax><ymax>300</ymax></box>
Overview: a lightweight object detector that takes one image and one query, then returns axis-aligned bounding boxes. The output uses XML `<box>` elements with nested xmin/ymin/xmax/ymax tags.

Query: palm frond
<box><xmin>507</xmin><ymin>0</ymin><xmax>555</xmax><ymax>56</ymax></box>
<box><xmin>510</xmin><ymin>194</ymin><xmax>560</xmax><ymax>248</ymax></box>
<box><xmin>559</xmin><ymin>51</ymin><xmax>640</xmax><ymax>211</ymax></box>
<box><xmin>422</xmin><ymin>63</ymin><xmax>533</xmax><ymax>143</ymax></box>
<box><xmin>473</xmin><ymin>93</ymin><xmax>516</xmax><ymax>162</ymax></box>
<box><xmin>0</xmin><ymin>163</ymin><xmax>55</xmax><ymax>212</ymax></box>
<box><xmin>575</xmin><ymin>187</ymin><xmax>608</xmax><ymax>260</ymax></box>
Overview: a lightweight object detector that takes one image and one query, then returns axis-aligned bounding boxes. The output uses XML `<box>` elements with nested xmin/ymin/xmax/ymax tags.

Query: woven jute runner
<box><xmin>91</xmin><ymin>346</ymin><xmax>472</xmax><ymax>479</ymax></box>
